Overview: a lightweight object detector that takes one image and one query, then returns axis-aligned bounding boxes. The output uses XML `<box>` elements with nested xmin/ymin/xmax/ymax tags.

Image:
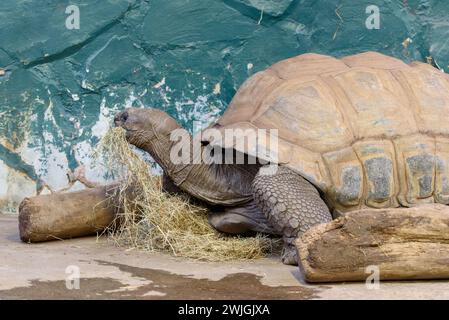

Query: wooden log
<box><xmin>296</xmin><ymin>204</ymin><xmax>449</xmax><ymax>283</ymax></box>
<box><xmin>19</xmin><ymin>184</ymin><xmax>123</xmax><ymax>243</ymax></box>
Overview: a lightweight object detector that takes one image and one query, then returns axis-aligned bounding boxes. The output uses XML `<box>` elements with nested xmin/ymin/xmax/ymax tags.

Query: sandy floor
<box><xmin>2</xmin><ymin>214</ymin><xmax>449</xmax><ymax>299</ymax></box>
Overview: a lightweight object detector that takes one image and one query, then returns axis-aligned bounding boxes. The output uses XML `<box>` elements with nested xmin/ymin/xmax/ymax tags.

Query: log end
<box><xmin>296</xmin><ymin>218</ymin><xmax>345</xmax><ymax>283</ymax></box>
<box><xmin>18</xmin><ymin>197</ymin><xmax>36</xmax><ymax>243</ymax></box>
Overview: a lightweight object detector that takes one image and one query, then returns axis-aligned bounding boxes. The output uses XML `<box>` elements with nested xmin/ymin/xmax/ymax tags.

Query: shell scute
<box><xmin>353</xmin><ymin>140</ymin><xmax>398</xmax><ymax>209</ymax></box>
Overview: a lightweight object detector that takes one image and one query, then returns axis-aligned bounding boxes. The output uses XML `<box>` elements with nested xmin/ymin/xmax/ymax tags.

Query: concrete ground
<box><xmin>2</xmin><ymin>214</ymin><xmax>449</xmax><ymax>300</ymax></box>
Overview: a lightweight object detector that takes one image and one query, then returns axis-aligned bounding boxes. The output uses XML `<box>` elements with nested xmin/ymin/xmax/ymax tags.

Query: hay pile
<box><xmin>96</xmin><ymin>127</ymin><xmax>278</xmax><ymax>261</ymax></box>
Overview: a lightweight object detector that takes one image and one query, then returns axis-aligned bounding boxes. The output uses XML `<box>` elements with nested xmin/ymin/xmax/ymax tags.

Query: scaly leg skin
<box><xmin>253</xmin><ymin>165</ymin><xmax>332</xmax><ymax>265</ymax></box>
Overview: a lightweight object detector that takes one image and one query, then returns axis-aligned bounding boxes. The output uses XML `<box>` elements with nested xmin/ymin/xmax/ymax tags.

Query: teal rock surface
<box><xmin>0</xmin><ymin>0</ymin><xmax>448</xmax><ymax>210</ymax></box>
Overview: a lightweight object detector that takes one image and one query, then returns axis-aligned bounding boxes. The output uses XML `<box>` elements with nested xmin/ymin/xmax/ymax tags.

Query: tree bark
<box><xmin>19</xmin><ymin>184</ymin><xmax>122</xmax><ymax>243</ymax></box>
<box><xmin>296</xmin><ymin>204</ymin><xmax>449</xmax><ymax>282</ymax></box>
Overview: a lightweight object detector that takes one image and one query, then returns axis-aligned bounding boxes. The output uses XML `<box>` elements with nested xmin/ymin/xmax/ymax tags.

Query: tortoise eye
<box><xmin>120</xmin><ymin>111</ymin><xmax>128</xmax><ymax>122</ymax></box>
<box><xmin>113</xmin><ymin>111</ymin><xmax>129</xmax><ymax>127</ymax></box>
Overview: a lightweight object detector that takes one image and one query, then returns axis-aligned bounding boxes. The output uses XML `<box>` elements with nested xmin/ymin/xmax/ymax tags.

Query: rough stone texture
<box><xmin>1</xmin><ymin>0</ymin><xmax>448</xmax><ymax>211</ymax></box>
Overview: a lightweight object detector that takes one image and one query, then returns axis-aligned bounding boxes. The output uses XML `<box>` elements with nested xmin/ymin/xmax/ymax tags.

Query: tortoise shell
<box><xmin>203</xmin><ymin>52</ymin><xmax>449</xmax><ymax>213</ymax></box>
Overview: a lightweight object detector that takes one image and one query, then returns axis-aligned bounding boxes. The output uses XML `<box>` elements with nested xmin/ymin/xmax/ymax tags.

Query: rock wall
<box><xmin>0</xmin><ymin>0</ymin><xmax>447</xmax><ymax>212</ymax></box>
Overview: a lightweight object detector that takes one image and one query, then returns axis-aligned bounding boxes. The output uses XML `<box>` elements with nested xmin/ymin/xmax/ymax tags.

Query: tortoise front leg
<box><xmin>252</xmin><ymin>166</ymin><xmax>332</xmax><ymax>265</ymax></box>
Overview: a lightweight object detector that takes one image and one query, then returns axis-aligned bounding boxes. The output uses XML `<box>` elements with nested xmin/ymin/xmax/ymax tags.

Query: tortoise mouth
<box><xmin>114</xmin><ymin>111</ymin><xmax>125</xmax><ymax>125</ymax></box>
<box><xmin>113</xmin><ymin>111</ymin><xmax>135</xmax><ymax>132</ymax></box>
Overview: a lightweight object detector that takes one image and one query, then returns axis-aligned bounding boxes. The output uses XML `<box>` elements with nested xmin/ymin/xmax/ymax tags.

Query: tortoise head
<box><xmin>114</xmin><ymin>107</ymin><xmax>181</xmax><ymax>149</ymax></box>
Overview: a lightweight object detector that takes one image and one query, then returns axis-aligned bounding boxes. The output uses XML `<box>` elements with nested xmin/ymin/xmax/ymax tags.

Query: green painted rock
<box><xmin>0</xmin><ymin>0</ymin><xmax>447</xmax><ymax>211</ymax></box>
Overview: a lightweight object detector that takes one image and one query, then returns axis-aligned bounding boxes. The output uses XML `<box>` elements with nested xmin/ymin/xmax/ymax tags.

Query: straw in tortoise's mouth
<box><xmin>113</xmin><ymin>111</ymin><xmax>138</xmax><ymax>134</ymax></box>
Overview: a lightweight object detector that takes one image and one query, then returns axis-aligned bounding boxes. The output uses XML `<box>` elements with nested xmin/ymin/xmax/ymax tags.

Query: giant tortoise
<box><xmin>114</xmin><ymin>52</ymin><xmax>449</xmax><ymax>265</ymax></box>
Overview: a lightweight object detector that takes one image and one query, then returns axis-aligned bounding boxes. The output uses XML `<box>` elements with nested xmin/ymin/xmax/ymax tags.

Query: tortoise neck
<box><xmin>145</xmin><ymin>131</ymin><xmax>254</xmax><ymax>206</ymax></box>
<box><xmin>144</xmin><ymin>131</ymin><xmax>182</xmax><ymax>176</ymax></box>
<box><xmin>142</xmin><ymin>129</ymin><xmax>198</xmax><ymax>185</ymax></box>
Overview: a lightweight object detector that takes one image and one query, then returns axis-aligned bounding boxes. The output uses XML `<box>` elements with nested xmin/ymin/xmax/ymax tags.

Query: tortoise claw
<box><xmin>281</xmin><ymin>242</ymin><xmax>298</xmax><ymax>266</ymax></box>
